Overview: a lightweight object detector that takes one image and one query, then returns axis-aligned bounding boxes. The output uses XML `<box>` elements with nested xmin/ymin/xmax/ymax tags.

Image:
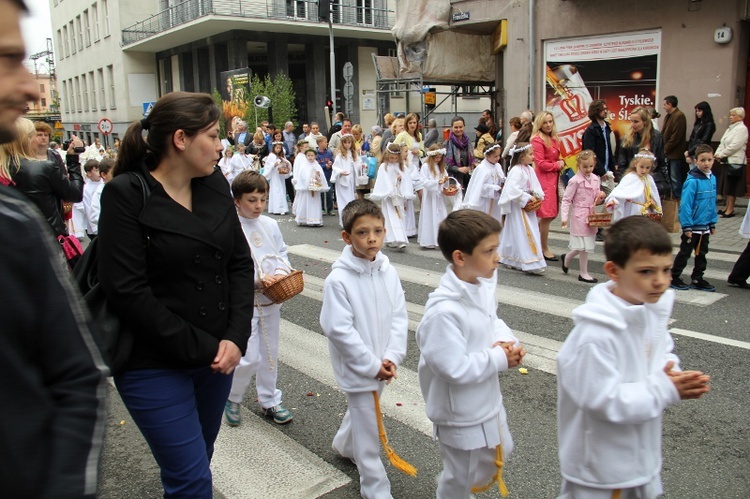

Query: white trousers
<box><xmin>332</xmin><ymin>387</ymin><xmax>392</xmax><ymax>499</ymax></box>
<box><xmin>436</xmin><ymin>442</ymin><xmax>498</xmax><ymax>499</ymax></box>
<box><xmin>228</xmin><ymin>305</ymin><xmax>282</xmax><ymax>408</ymax></box>
<box><xmin>558</xmin><ymin>476</ymin><xmax>663</xmax><ymax>499</ymax></box>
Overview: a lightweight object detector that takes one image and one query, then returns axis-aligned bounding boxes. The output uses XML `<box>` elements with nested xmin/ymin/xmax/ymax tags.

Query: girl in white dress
<box><xmin>330</xmin><ymin>133</ymin><xmax>362</xmax><ymax>227</ymax></box>
<box><xmin>418</xmin><ymin>145</ymin><xmax>451</xmax><ymax>249</ymax></box>
<box><xmin>293</xmin><ymin>148</ymin><xmax>330</xmax><ymax>226</ymax></box>
<box><xmin>229</xmin><ymin>143</ymin><xmax>254</xmax><ymax>184</ymax></box>
<box><xmin>371</xmin><ymin>142</ymin><xmax>414</xmax><ymax>249</ymax></box>
<box><xmin>605</xmin><ymin>150</ymin><xmax>662</xmax><ymax>222</ymax></box>
<box><xmin>498</xmin><ymin>142</ymin><xmax>547</xmax><ymax>274</ymax></box>
<box><xmin>399</xmin><ymin>144</ymin><xmax>419</xmax><ymax>237</ymax></box>
<box><xmin>461</xmin><ymin>143</ymin><xmax>506</xmax><ymax>225</ymax></box>
<box><xmin>262</xmin><ymin>142</ymin><xmax>292</xmax><ymax>215</ymax></box>
<box><xmin>218</xmin><ymin>146</ymin><xmax>234</xmax><ymax>181</ymax></box>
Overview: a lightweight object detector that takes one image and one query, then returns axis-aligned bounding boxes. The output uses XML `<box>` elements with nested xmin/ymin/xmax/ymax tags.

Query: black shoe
<box><xmin>691</xmin><ymin>278</ymin><xmax>716</xmax><ymax>292</ymax></box>
<box><xmin>670</xmin><ymin>277</ymin><xmax>690</xmax><ymax>290</ymax></box>
<box><xmin>728</xmin><ymin>279</ymin><xmax>750</xmax><ymax>289</ymax></box>
<box><xmin>561</xmin><ymin>254</ymin><xmax>568</xmax><ymax>274</ymax></box>
<box><xmin>578</xmin><ymin>275</ymin><xmax>598</xmax><ymax>283</ymax></box>
<box><xmin>596</xmin><ymin>231</ymin><xmax>605</xmax><ymax>242</ymax></box>
<box><xmin>544</xmin><ymin>254</ymin><xmax>559</xmax><ymax>262</ymax></box>
<box><xmin>720</xmin><ymin>212</ymin><xmax>736</xmax><ymax>218</ymax></box>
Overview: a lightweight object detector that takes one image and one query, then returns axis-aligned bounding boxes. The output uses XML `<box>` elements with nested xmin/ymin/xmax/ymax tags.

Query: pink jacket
<box><xmin>561</xmin><ymin>172</ymin><xmax>600</xmax><ymax>237</ymax></box>
<box><xmin>531</xmin><ymin>135</ymin><xmax>562</xmax><ymax>219</ymax></box>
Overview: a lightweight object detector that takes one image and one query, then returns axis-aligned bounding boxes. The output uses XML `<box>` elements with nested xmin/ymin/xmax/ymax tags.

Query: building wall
<box><xmin>28</xmin><ymin>74</ymin><xmax>55</xmax><ymax>113</ymax></box>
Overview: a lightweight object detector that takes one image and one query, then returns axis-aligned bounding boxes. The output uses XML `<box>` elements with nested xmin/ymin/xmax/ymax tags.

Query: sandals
<box><xmin>720</xmin><ymin>212</ymin><xmax>736</xmax><ymax>218</ymax></box>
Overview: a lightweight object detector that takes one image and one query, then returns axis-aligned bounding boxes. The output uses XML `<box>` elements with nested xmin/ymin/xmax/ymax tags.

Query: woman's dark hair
<box><xmin>114</xmin><ymin>92</ymin><xmax>220</xmax><ymax>176</ymax></box>
<box><xmin>451</xmin><ymin>116</ymin><xmax>465</xmax><ymax>126</ymax></box>
<box><xmin>694</xmin><ymin>101</ymin><xmax>714</xmax><ymax>127</ymax></box>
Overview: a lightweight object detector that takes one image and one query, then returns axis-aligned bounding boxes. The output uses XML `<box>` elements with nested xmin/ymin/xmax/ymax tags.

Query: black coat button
<box><xmin>215</xmin><ymin>275</ymin><xmax>223</xmax><ymax>285</ymax></box>
<box><xmin>218</xmin><ymin>302</ymin><xmax>226</xmax><ymax>311</ymax></box>
<box><xmin>196</xmin><ymin>281</ymin><xmax>204</xmax><ymax>291</ymax></box>
<box><xmin>198</xmin><ymin>307</ymin><xmax>207</xmax><ymax>317</ymax></box>
<box><xmin>214</xmin><ymin>251</ymin><xmax>223</xmax><ymax>260</ymax></box>
<box><xmin>194</xmin><ymin>255</ymin><xmax>201</xmax><ymax>264</ymax></box>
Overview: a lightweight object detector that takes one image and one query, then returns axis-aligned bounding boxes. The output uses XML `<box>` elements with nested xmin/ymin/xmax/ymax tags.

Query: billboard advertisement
<box><xmin>220</xmin><ymin>68</ymin><xmax>252</xmax><ymax>124</ymax></box>
<box><xmin>544</xmin><ymin>31</ymin><xmax>661</xmax><ymax>167</ymax></box>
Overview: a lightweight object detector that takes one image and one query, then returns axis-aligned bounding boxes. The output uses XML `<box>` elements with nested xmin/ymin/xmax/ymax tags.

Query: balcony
<box><xmin>122</xmin><ymin>0</ymin><xmax>395</xmax><ymax>50</ymax></box>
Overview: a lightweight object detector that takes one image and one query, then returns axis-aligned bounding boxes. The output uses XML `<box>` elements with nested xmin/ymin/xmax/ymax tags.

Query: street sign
<box><xmin>142</xmin><ymin>101</ymin><xmax>156</xmax><ymax>117</ymax></box>
<box><xmin>342</xmin><ymin>62</ymin><xmax>354</xmax><ymax>81</ymax></box>
<box><xmin>54</xmin><ymin>120</ymin><xmax>64</xmax><ymax>129</ymax></box>
<box><xmin>97</xmin><ymin>118</ymin><xmax>113</xmax><ymax>135</ymax></box>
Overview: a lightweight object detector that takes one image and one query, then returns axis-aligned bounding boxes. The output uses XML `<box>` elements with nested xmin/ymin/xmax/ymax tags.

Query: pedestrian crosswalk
<box><xmin>102</xmin><ymin>223</ymin><xmax>749</xmax><ymax>499</ymax></box>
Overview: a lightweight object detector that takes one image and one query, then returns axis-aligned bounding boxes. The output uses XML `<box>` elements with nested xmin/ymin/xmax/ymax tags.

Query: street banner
<box><xmin>544</xmin><ymin>31</ymin><xmax>661</xmax><ymax>168</ymax></box>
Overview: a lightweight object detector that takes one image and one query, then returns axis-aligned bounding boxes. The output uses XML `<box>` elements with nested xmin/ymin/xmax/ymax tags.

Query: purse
<box><xmin>73</xmin><ymin>172</ymin><xmax>150</xmax><ymax>375</ymax></box>
<box><xmin>366</xmin><ymin>156</ymin><xmax>378</xmax><ymax>179</ymax></box>
<box><xmin>58</xmin><ymin>234</ymin><xmax>84</xmax><ymax>270</ymax></box>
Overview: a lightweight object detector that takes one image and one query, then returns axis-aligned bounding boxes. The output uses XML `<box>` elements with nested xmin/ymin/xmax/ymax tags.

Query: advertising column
<box><xmin>544</xmin><ymin>31</ymin><xmax>661</xmax><ymax>168</ymax></box>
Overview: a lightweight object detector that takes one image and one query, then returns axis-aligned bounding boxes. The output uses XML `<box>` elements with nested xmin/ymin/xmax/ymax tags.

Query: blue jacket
<box><xmin>679</xmin><ymin>168</ymin><xmax>717</xmax><ymax>233</ymax></box>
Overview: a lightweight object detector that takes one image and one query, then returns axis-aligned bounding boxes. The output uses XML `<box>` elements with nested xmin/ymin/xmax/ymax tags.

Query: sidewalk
<box><xmin>549</xmin><ymin>197</ymin><xmax>748</xmax><ymax>254</ymax></box>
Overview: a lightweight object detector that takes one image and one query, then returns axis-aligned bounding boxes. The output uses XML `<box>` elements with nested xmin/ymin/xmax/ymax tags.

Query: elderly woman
<box><xmin>443</xmin><ymin>116</ymin><xmax>474</xmax><ymax>190</ymax></box>
<box><xmin>618</xmin><ymin>106</ymin><xmax>670</xmax><ymax>194</ymax></box>
<box><xmin>715</xmin><ymin>107</ymin><xmax>748</xmax><ymax>218</ymax></box>
<box><xmin>531</xmin><ymin>111</ymin><xmax>564</xmax><ymax>261</ymax></box>
<box><xmin>423</xmin><ymin>118</ymin><xmax>439</xmax><ymax>148</ymax></box>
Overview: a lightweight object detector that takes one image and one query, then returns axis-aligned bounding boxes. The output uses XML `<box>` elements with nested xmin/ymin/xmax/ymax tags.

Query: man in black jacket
<box><xmin>0</xmin><ymin>1</ymin><xmax>108</xmax><ymax>497</ymax></box>
<box><xmin>582</xmin><ymin>99</ymin><xmax>614</xmax><ymax>178</ymax></box>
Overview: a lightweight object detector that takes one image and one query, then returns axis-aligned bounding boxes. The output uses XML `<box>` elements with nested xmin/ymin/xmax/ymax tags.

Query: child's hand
<box><xmin>684</xmin><ymin>230</ymin><xmax>693</xmax><ymax>242</ymax></box>
<box><xmin>494</xmin><ymin>341</ymin><xmax>525</xmax><ymax>368</ymax></box>
<box><xmin>605</xmin><ymin>200</ymin><xmax>616</xmax><ymax>209</ymax></box>
<box><xmin>710</xmin><ymin>227</ymin><xmax>715</xmax><ymax>235</ymax></box>
<box><xmin>595</xmin><ymin>191</ymin><xmax>606</xmax><ymax>204</ymax></box>
<box><xmin>664</xmin><ymin>361</ymin><xmax>711</xmax><ymax>400</ymax></box>
<box><xmin>376</xmin><ymin>360</ymin><xmax>397</xmax><ymax>383</ymax></box>
<box><xmin>561</xmin><ymin>220</ymin><xmax>568</xmax><ymax>229</ymax></box>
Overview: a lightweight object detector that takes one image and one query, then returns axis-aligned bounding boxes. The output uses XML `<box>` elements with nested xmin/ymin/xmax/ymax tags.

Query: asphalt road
<box><xmin>97</xmin><ymin>209</ymin><xmax>750</xmax><ymax>499</ymax></box>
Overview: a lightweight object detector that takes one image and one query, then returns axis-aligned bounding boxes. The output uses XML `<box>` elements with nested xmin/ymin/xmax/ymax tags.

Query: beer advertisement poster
<box><xmin>544</xmin><ymin>31</ymin><xmax>661</xmax><ymax>168</ymax></box>
<box><xmin>221</xmin><ymin>68</ymin><xmax>252</xmax><ymax>122</ymax></box>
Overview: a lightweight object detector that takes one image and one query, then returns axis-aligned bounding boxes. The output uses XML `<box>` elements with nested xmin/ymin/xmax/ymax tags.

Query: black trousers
<box><xmin>673</xmin><ymin>232</ymin><xmax>710</xmax><ymax>280</ymax></box>
<box><xmin>728</xmin><ymin>240</ymin><xmax>750</xmax><ymax>283</ymax></box>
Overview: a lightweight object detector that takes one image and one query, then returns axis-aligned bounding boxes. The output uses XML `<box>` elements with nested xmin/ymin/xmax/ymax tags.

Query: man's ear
<box><xmin>341</xmin><ymin>230</ymin><xmax>351</xmax><ymax>245</ymax></box>
<box><xmin>603</xmin><ymin>260</ymin><xmax>620</xmax><ymax>281</ymax></box>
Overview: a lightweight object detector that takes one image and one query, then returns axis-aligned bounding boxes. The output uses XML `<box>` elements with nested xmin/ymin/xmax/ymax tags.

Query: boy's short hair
<box><xmin>604</xmin><ymin>216</ymin><xmax>672</xmax><ymax>267</ymax></box>
<box><xmin>231</xmin><ymin>170</ymin><xmax>268</xmax><ymax>199</ymax></box>
<box><xmin>341</xmin><ymin>198</ymin><xmax>385</xmax><ymax>233</ymax></box>
<box><xmin>694</xmin><ymin>144</ymin><xmax>714</xmax><ymax>157</ymax></box>
<box><xmin>438</xmin><ymin>210</ymin><xmax>501</xmax><ymax>262</ymax></box>
<box><xmin>83</xmin><ymin>159</ymin><xmax>100</xmax><ymax>173</ymax></box>
<box><xmin>316</xmin><ymin>135</ymin><xmax>327</xmax><ymax>144</ymax></box>
<box><xmin>98</xmin><ymin>157</ymin><xmax>115</xmax><ymax>174</ymax></box>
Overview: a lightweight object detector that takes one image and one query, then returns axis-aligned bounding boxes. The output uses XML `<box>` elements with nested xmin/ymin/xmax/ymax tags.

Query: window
<box><xmin>63</xmin><ymin>25</ymin><xmax>70</xmax><ymax>57</ymax></box>
<box><xmin>82</xmin><ymin>75</ymin><xmax>89</xmax><ymax>111</ymax></box>
<box><xmin>92</xmin><ymin>3</ymin><xmax>100</xmax><ymax>41</ymax></box>
<box><xmin>76</xmin><ymin>16</ymin><xmax>83</xmax><ymax>50</ymax></box>
<box><xmin>39</xmin><ymin>83</ymin><xmax>45</xmax><ymax>93</ymax></box>
<box><xmin>57</xmin><ymin>29</ymin><xmax>65</xmax><ymax>58</ymax></box>
<box><xmin>331</xmin><ymin>0</ymin><xmax>341</xmax><ymax>23</ymax></box>
<box><xmin>89</xmin><ymin>72</ymin><xmax>96</xmax><ymax>110</ymax></box>
<box><xmin>286</xmin><ymin>0</ymin><xmax>306</xmax><ymax>19</ymax></box>
<box><xmin>41</xmin><ymin>98</ymin><xmax>47</xmax><ymax>107</ymax></box>
<box><xmin>356</xmin><ymin>0</ymin><xmax>373</xmax><ymax>25</ymax></box>
<box><xmin>107</xmin><ymin>65</ymin><xmax>116</xmax><ymax>109</ymax></box>
<box><xmin>83</xmin><ymin>10</ymin><xmax>91</xmax><ymax>46</ymax></box>
<box><xmin>62</xmin><ymin>80</ymin><xmax>69</xmax><ymax>113</ymax></box>
<box><xmin>69</xmin><ymin>22</ymin><xmax>76</xmax><ymax>55</ymax></box>
<box><xmin>98</xmin><ymin>68</ymin><xmax>106</xmax><ymax>110</ymax></box>
<box><xmin>102</xmin><ymin>0</ymin><xmax>110</xmax><ymax>36</ymax></box>
<box><xmin>75</xmin><ymin>76</ymin><xmax>82</xmax><ymax>112</ymax></box>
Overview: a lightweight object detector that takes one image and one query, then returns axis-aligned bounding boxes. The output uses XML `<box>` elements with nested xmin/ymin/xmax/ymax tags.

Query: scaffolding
<box><xmin>371</xmin><ymin>54</ymin><xmax>495</xmax><ymax>126</ymax></box>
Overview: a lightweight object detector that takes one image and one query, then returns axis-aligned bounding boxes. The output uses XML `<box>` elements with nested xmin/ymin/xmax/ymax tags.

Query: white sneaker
<box><xmin>525</xmin><ymin>268</ymin><xmax>545</xmax><ymax>276</ymax></box>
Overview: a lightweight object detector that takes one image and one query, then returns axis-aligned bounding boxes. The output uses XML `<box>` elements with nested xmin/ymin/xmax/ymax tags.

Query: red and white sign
<box><xmin>97</xmin><ymin>118</ymin><xmax>113</xmax><ymax>135</ymax></box>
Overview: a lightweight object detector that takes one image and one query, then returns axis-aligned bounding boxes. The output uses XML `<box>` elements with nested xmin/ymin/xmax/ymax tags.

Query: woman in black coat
<box><xmin>687</xmin><ymin>101</ymin><xmax>716</xmax><ymax>159</ymax></box>
<box><xmin>98</xmin><ymin>92</ymin><xmax>254</xmax><ymax>498</ymax></box>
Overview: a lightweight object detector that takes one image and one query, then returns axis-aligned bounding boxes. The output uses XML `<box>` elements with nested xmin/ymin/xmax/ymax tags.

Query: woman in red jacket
<box><xmin>531</xmin><ymin>112</ymin><xmax>565</xmax><ymax>261</ymax></box>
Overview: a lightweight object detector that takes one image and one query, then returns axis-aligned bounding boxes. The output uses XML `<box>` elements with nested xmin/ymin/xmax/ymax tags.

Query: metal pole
<box><xmin>528</xmin><ymin>0</ymin><xmax>535</xmax><ymax>112</ymax></box>
<box><xmin>329</xmin><ymin>18</ymin><xmax>337</xmax><ymax>117</ymax></box>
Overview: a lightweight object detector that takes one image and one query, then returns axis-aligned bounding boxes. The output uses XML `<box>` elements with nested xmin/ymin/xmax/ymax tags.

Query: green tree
<box><xmin>245</xmin><ymin>73</ymin><xmax>297</xmax><ymax>129</ymax></box>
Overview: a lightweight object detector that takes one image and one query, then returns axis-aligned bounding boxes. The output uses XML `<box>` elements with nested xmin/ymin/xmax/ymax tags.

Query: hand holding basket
<box><xmin>441</xmin><ymin>177</ymin><xmax>460</xmax><ymax>197</ymax></box>
<box><xmin>258</xmin><ymin>256</ymin><xmax>304</xmax><ymax>304</ymax></box>
<box><xmin>523</xmin><ymin>197</ymin><xmax>542</xmax><ymax>212</ymax></box>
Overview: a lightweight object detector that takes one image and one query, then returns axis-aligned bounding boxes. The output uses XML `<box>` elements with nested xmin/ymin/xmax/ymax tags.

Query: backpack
<box><xmin>73</xmin><ymin>172</ymin><xmax>150</xmax><ymax>375</ymax></box>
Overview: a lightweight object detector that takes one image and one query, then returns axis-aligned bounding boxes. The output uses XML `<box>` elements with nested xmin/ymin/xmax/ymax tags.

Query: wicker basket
<box><xmin>259</xmin><ymin>257</ymin><xmax>304</xmax><ymax>304</ymax></box>
<box><xmin>356</xmin><ymin>174</ymin><xmax>370</xmax><ymax>186</ymax></box>
<box><xmin>441</xmin><ymin>177</ymin><xmax>460</xmax><ymax>197</ymax></box>
<box><xmin>278</xmin><ymin>166</ymin><xmax>290</xmax><ymax>175</ymax></box>
<box><xmin>645</xmin><ymin>212</ymin><xmax>663</xmax><ymax>222</ymax></box>
<box><xmin>523</xmin><ymin>198</ymin><xmax>542</xmax><ymax>212</ymax></box>
<box><xmin>587</xmin><ymin>211</ymin><xmax>613</xmax><ymax>228</ymax></box>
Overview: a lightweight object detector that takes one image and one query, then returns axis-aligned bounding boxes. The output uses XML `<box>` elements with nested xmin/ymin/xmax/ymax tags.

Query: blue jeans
<box><xmin>322</xmin><ymin>187</ymin><xmax>334</xmax><ymax>213</ymax></box>
<box><xmin>669</xmin><ymin>159</ymin><xmax>687</xmax><ymax>198</ymax></box>
<box><xmin>115</xmin><ymin>367</ymin><xmax>233</xmax><ymax>498</ymax></box>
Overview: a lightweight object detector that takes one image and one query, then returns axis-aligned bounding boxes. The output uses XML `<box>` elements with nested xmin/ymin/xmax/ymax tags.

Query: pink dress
<box><xmin>560</xmin><ymin>172</ymin><xmax>600</xmax><ymax>237</ymax></box>
<box><xmin>531</xmin><ymin>135</ymin><xmax>562</xmax><ymax>219</ymax></box>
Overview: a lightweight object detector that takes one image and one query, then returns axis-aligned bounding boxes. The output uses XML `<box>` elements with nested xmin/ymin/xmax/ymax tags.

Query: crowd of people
<box><xmin>0</xmin><ymin>0</ymin><xmax>746</xmax><ymax>494</ymax></box>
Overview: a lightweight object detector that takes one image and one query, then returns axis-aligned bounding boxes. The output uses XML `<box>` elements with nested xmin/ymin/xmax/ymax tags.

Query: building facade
<box><xmin>51</xmin><ymin>0</ymin><xmax>398</xmax><ymax>143</ymax></box>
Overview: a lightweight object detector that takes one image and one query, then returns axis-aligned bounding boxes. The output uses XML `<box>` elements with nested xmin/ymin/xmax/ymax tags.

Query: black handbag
<box><xmin>73</xmin><ymin>172</ymin><xmax>150</xmax><ymax>375</ymax></box>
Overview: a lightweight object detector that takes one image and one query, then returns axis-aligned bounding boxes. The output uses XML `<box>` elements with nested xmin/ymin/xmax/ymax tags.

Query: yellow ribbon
<box><xmin>372</xmin><ymin>391</ymin><xmax>417</xmax><ymax>477</ymax></box>
<box><xmin>521</xmin><ymin>210</ymin><xmax>539</xmax><ymax>257</ymax></box>
<box><xmin>470</xmin><ymin>444</ymin><xmax>509</xmax><ymax>497</ymax></box>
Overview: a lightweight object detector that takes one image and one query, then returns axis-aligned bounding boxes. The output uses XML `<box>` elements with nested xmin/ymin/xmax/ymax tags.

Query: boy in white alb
<box><xmin>557</xmin><ymin>217</ymin><xmax>710</xmax><ymax>499</ymax></box>
<box><xmin>224</xmin><ymin>171</ymin><xmax>293</xmax><ymax>426</ymax></box>
<box><xmin>417</xmin><ymin>209</ymin><xmax>525</xmax><ymax>499</ymax></box>
<box><xmin>82</xmin><ymin>159</ymin><xmax>103</xmax><ymax>240</ymax></box>
<box><xmin>321</xmin><ymin>199</ymin><xmax>410</xmax><ymax>499</ymax></box>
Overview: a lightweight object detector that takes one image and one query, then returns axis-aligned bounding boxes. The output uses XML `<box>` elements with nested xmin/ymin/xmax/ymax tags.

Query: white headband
<box><xmin>634</xmin><ymin>152</ymin><xmax>656</xmax><ymax>160</ymax></box>
<box><xmin>426</xmin><ymin>148</ymin><xmax>446</xmax><ymax>157</ymax></box>
<box><xmin>272</xmin><ymin>141</ymin><xmax>285</xmax><ymax>145</ymax></box>
<box><xmin>340</xmin><ymin>133</ymin><xmax>354</xmax><ymax>139</ymax></box>
<box><xmin>484</xmin><ymin>143</ymin><xmax>502</xmax><ymax>154</ymax></box>
<box><xmin>386</xmin><ymin>142</ymin><xmax>402</xmax><ymax>154</ymax></box>
<box><xmin>509</xmin><ymin>143</ymin><xmax>532</xmax><ymax>156</ymax></box>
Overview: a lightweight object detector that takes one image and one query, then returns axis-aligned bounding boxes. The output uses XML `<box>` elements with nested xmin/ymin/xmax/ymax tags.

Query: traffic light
<box><xmin>318</xmin><ymin>0</ymin><xmax>330</xmax><ymax>21</ymax></box>
<box><xmin>326</xmin><ymin>98</ymin><xmax>333</xmax><ymax>108</ymax></box>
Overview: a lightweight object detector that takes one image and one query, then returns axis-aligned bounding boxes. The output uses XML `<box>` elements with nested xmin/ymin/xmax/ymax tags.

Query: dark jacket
<box><xmin>618</xmin><ymin>129</ymin><xmax>671</xmax><ymax>197</ymax></box>
<box><xmin>0</xmin><ymin>184</ymin><xmax>107</xmax><ymax>498</ymax></box>
<box><xmin>98</xmin><ymin>166</ymin><xmax>254</xmax><ymax>370</ymax></box>
<box><xmin>687</xmin><ymin>120</ymin><xmax>717</xmax><ymax>157</ymax></box>
<box><xmin>227</xmin><ymin>130</ymin><xmax>252</xmax><ymax>147</ymax></box>
<box><xmin>661</xmin><ymin>108</ymin><xmax>688</xmax><ymax>160</ymax></box>
<box><xmin>582</xmin><ymin>120</ymin><xmax>614</xmax><ymax>177</ymax></box>
<box><xmin>679</xmin><ymin>168</ymin><xmax>717</xmax><ymax>233</ymax></box>
<box><xmin>10</xmin><ymin>153</ymin><xmax>84</xmax><ymax>236</ymax></box>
